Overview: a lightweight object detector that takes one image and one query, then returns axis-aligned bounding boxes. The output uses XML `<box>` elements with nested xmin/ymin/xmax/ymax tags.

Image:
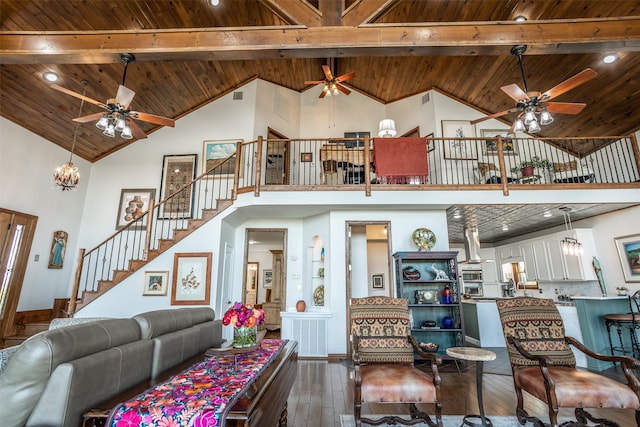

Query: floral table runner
<box><xmin>108</xmin><ymin>339</ymin><xmax>286</xmax><ymax>427</ymax></box>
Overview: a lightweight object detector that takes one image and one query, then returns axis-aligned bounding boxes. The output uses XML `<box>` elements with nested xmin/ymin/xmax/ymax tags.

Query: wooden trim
<box><xmin>3</xmin><ymin>18</ymin><xmax>639</xmax><ymax>64</ymax></box>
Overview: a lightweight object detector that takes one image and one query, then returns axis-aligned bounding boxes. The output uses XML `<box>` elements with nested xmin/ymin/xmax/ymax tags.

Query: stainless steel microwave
<box><xmin>462</xmin><ymin>270</ymin><xmax>483</xmax><ymax>282</ymax></box>
<box><xmin>464</xmin><ymin>285</ymin><xmax>483</xmax><ymax>297</ymax></box>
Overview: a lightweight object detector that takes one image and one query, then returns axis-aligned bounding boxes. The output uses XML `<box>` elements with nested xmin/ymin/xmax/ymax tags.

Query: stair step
<box><xmin>4</xmin><ymin>336</ymin><xmax>29</xmax><ymax>347</ymax></box>
<box><xmin>23</xmin><ymin>322</ymin><xmax>50</xmax><ymax>336</ymax></box>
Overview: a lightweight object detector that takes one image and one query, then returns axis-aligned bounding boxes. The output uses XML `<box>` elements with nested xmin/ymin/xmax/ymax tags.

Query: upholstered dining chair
<box><xmin>350</xmin><ymin>297</ymin><xmax>443</xmax><ymax>427</ymax></box>
<box><xmin>496</xmin><ymin>297</ymin><xmax>640</xmax><ymax>427</ymax></box>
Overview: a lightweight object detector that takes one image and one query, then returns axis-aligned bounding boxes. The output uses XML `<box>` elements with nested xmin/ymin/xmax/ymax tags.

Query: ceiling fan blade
<box><xmin>128</xmin><ymin>119</ymin><xmax>148</xmax><ymax>139</ymax></box>
<box><xmin>72</xmin><ymin>112</ymin><xmax>105</xmax><ymax>123</ymax></box>
<box><xmin>304</xmin><ymin>80</ymin><xmax>325</xmax><ymax>85</ymax></box>
<box><xmin>322</xmin><ymin>65</ymin><xmax>334</xmax><ymax>81</ymax></box>
<box><xmin>542</xmin><ymin>68</ymin><xmax>598</xmax><ymax>101</ymax></box>
<box><xmin>115</xmin><ymin>85</ymin><xmax>136</xmax><ymax>109</ymax></box>
<box><xmin>544</xmin><ymin>102</ymin><xmax>587</xmax><ymax>115</ymax></box>
<box><xmin>335</xmin><ymin>83</ymin><xmax>351</xmax><ymax>95</ymax></box>
<box><xmin>129</xmin><ymin>111</ymin><xmax>175</xmax><ymax>127</ymax></box>
<box><xmin>335</xmin><ymin>72</ymin><xmax>356</xmax><ymax>83</ymax></box>
<box><xmin>470</xmin><ymin>108</ymin><xmax>518</xmax><ymax>125</ymax></box>
<box><xmin>51</xmin><ymin>84</ymin><xmax>107</xmax><ymax>109</ymax></box>
<box><xmin>319</xmin><ymin>87</ymin><xmax>328</xmax><ymax>98</ymax></box>
<box><xmin>500</xmin><ymin>83</ymin><xmax>530</xmax><ymax>102</ymax></box>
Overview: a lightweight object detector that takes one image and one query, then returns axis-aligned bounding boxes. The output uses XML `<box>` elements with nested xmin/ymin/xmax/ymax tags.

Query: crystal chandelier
<box><xmin>53</xmin><ymin>81</ymin><xmax>87</xmax><ymax>191</ymax></box>
<box><xmin>559</xmin><ymin>207</ymin><xmax>583</xmax><ymax>256</ymax></box>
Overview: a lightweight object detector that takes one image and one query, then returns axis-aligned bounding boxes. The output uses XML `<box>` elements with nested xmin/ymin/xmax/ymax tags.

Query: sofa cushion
<box><xmin>477</xmin><ymin>161</ymin><xmax>498</xmax><ymax>176</ymax></box>
<box><xmin>0</xmin><ymin>318</ymin><xmax>140</xmax><ymax>427</ymax></box>
<box><xmin>26</xmin><ymin>340</ymin><xmax>153</xmax><ymax>427</ymax></box>
<box><xmin>133</xmin><ymin>307</ymin><xmax>214</xmax><ymax>339</ymax></box>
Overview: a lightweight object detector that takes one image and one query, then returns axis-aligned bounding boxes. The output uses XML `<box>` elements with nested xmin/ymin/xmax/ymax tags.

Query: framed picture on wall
<box><xmin>203</xmin><ymin>139</ymin><xmax>242</xmax><ymax>178</ymax></box>
<box><xmin>48</xmin><ymin>230</ymin><xmax>68</xmax><ymax>269</ymax></box>
<box><xmin>263</xmin><ymin>269</ymin><xmax>273</xmax><ymax>288</ymax></box>
<box><xmin>614</xmin><ymin>233</ymin><xmax>640</xmax><ymax>282</ymax></box>
<box><xmin>143</xmin><ymin>271</ymin><xmax>169</xmax><ymax>296</ymax></box>
<box><xmin>158</xmin><ymin>154</ymin><xmax>197</xmax><ymax>219</ymax></box>
<box><xmin>115</xmin><ymin>188</ymin><xmax>156</xmax><ymax>230</ymax></box>
<box><xmin>480</xmin><ymin>129</ymin><xmax>518</xmax><ymax>155</ymax></box>
<box><xmin>171</xmin><ymin>252</ymin><xmax>212</xmax><ymax>305</ymax></box>
<box><xmin>372</xmin><ymin>274</ymin><xmax>384</xmax><ymax>289</ymax></box>
<box><xmin>441</xmin><ymin>120</ymin><xmax>477</xmax><ymax>160</ymax></box>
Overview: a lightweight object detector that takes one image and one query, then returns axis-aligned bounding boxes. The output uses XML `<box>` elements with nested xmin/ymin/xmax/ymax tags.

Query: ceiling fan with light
<box><xmin>50</xmin><ymin>53</ymin><xmax>175</xmax><ymax>139</ymax></box>
<box><xmin>471</xmin><ymin>45</ymin><xmax>598</xmax><ymax>134</ymax></box>
<box><xmin>304</xmin><ymin>65</ymin><xmax>356</xmax><ymax>98</ymax></box>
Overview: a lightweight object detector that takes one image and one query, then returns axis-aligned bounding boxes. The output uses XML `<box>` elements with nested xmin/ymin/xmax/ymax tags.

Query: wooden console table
<box><xmin>84</xmin><ymin>340</ymin><xmax>298</xmax><ymax>427</ymax></box>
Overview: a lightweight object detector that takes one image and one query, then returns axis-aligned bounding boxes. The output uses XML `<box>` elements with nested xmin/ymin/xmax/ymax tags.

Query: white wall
<box><xmin>0</xmin><ymin>118</ymin><xmax>91</xmax><ymax>310</ymax></box>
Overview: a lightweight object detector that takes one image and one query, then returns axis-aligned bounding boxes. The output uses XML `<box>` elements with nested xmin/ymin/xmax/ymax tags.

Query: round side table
<box><xmin>446</xmin><ymin>347</ymin><xmax>497</xmax><ymax>427</ymax></box>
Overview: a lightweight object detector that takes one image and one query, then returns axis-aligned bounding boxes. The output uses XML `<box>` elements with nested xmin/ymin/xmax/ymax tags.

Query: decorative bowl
<box><xmin>419</xmin><ymin>342</ymin><xmax>439</xmax><ymax>353</ymax></box>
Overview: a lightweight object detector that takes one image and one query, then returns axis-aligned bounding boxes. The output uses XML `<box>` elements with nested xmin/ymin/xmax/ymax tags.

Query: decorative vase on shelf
<box><xmin>233</xmin><ymin>325</ymin><xmax>257</xmax><ymax>348</ymax></box>
<box><xmin>296</xmin><ymin>300</ymin><xmax>307</xmax><ymax>312</ymax></box>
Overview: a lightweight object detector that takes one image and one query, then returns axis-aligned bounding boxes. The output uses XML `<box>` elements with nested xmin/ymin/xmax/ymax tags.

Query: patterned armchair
<box><xmin>350</xmin><ymin>297</ymin><xmax>443</xmax><ymax>427</ymax></box>
<box><xmin>496</xmin><ymin>297</ymin><xmax>640</xmax><ymax>426</ymax></box>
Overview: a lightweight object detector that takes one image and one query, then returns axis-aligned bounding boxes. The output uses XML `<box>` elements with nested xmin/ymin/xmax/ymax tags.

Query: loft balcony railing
<box><xmin>69</xmin><ymin>134</ymin><xmax>639</xmax><ymax>314</ymax></box>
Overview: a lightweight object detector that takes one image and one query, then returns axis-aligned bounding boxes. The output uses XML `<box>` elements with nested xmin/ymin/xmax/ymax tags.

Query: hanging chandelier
<box><xmin>53</xmin><ymin>81</ymin><xmax>87</xmax><ymax>191</ymax></box>
<box><xmin>559</xmin><ymin>207</ymin><xmax>583</xmax><ymax>256</ymax></box>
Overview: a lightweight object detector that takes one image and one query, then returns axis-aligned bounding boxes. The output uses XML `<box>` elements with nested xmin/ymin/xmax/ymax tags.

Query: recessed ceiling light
<box><xmin>209</xmin><ymin>0</ymin><xmax>220</xmax><ymax>5</ymax></box>
<box><xmin>43</xmin><ymin>71</ymin><xmax>59</xmax><ymax>82</ymax></box>
<box><xmin>602</xmin><ymin>53</ymin><xmax>619</xmax><ymax>64</ymax></box>
<box><xmin>453</xmin><ymin>210</ymin><xmax>462</xmax><ymax>219</ymax></box>
<box><xmin>543</xmin><ymin>210</ymin><xmax>552</xmax><ymax>218</ymax></box>
<box><xmin>514</xmin><ymin>15</ymin><xmax>527</xmax><ymax>22</ymax></box>
<box><xmin>502</xmin><ymin>223</ymin><xmax>509</xmax><ymax>231</ymax></box>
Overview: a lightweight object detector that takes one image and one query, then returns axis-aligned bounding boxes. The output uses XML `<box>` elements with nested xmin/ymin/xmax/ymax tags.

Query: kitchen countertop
<box><xmin>462</xmin><ymin>298</ymin><xmax>575</xmax><ymax>307</ymax></box>
<box><xmin>571</xmin><ymin>296</ymin><xmax>628</xmax><ymax>300</ymax></box>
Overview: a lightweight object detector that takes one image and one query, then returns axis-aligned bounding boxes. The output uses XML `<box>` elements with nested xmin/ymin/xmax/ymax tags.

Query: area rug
<box><xmin>340</xmin><ymin>414</ymin><xmax>554</xmax><ymax>427</ymax></box>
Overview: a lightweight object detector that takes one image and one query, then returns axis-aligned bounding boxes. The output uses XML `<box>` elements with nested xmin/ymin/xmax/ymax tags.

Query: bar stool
<box><xmin>603</xmin><ymin>290</ymin><xmax>640</xmax><ymax>359</ymax></box>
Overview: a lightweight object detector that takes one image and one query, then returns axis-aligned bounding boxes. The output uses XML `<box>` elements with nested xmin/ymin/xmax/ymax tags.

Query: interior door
<box><xmin>265</xmin><ymin>128</ymin><xmax>290</xmax><ymax>185</ymax></box>
<box><xmin>0</xmin><ymin>209</ymin><xmax>38</xmax><ymax>341</ymax></box>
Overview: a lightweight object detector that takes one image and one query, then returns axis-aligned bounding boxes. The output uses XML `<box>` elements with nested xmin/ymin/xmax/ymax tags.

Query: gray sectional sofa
<box><xmin>0</xmin><ymin>307</ymin><xmax>223</xmax><ymax>427</ymax></box>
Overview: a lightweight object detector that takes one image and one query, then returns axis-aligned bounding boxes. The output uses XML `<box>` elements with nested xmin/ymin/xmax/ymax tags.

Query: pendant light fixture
<box><xmin>53</xmin><ymin>80</ymin><xmax>88</xmax><ymax>191</ymax></box>
<box><xmin>559</xmin><ymin>207</ymin><xmax>583</xmax><ymax>256</ymax></box>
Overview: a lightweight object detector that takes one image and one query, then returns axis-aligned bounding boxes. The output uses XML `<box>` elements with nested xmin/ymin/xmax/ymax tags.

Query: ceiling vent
<box><xmin>422</xmin><ymin>93</ymin><xmax>430</xmax><ymax>104</ymax></box>
<box><xmin>233</xmin><ymin>91</ymin><xmax>243</xmax><ymax>100</ymax></box>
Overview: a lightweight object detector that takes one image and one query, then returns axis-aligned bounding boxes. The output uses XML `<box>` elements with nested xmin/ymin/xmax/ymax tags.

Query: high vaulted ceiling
<box><xmin>2</xmin><ymin>0</ymin><xmax>640</xmax><ymax>163</ymax></box>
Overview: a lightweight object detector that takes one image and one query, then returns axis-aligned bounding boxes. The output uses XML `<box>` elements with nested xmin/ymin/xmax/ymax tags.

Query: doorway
<box><xmin>0</xmin><ymin>208</ymin><xmax>38</xmax><ymax>345</ymax></box>
<box><xmin>265</xmin><ymin>128</ymin><xmax>290</xmax><ymax>185</ymax></box>
<box><xmin>243</xmin><ymin>228</ymin><xmax>287</xmax><ymax>333</ymax></box>
<box><xmin>345</xmin><ymin>221</ymin><xmax>393</xmax><ymax>355</ymax></box>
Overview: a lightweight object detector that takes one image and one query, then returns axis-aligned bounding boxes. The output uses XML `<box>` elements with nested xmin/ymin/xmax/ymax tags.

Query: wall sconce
<box><xmin>378</xmin><ymin>119</ymin><xmax>397</xmax><ymax>137</ymax></box>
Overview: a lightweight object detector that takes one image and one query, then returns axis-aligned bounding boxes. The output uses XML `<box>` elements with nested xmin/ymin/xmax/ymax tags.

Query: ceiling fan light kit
<box><xmin>471</xmin><ymin>44</ymin><xmax>597</xmax><ymax>136</ymax></box>
<box><xmin>304</xmin><ymin>64</ymin><xmax>355</xmax><ymax>99</ymax></box>
<box><xmin>50</xmin><ymin>52</ymin><xmax>175</xmax><ymax>141</ymax></box>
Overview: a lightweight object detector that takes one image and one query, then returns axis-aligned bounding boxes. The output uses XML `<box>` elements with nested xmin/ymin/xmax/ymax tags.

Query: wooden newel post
<box><xmin>255</xmin><ymin>136</ymin><xmax>263</xmax><ymax>197</ymax></box>
<box><xmin>496</xmin><ymin>135</ymin><xmax>509</xmax><ymax>196</ymax></box>
<box><xmin>629</xmin><ymin>133</ymin><xmax>640</xmax><ymax>180</ymax></box>
<box><xmin>68</xmin><ymin>248</ymin><xmax>85</xmax><ymax>316</ymax></box>
<box><xmin>144</xmin><ymin>198</ymin><xmax>155</xmax><ymax>261</ymax></box>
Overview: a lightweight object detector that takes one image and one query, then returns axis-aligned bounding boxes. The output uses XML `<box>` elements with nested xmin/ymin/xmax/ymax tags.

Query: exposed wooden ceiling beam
<box><xmin>259</xmin><ymin>0</ymin><xmax>322</xmax><ymax>27</ymax></box>
<box><xmin>2</xmin><ymin>18</ymin><xmax>639</xmax><ymax>64</ymax></box>
<box><xmin>342</xmin><ymin>0</ymin><xmax>397</xmax><ymax>27</ymax></box>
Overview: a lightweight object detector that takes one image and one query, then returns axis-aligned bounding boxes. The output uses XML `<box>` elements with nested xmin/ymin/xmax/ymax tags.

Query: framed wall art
<box><xmin>372</xmin><ymin>274</ymin><xmax>384</xmax><ymax>289</ymax></box>
<box><xmin>203</xmin><ymin>139</ymin><xmax>241</xmax><ymax>178</ymax></box>
<box><xmin>263</xmin><ymin>269</ymin><xmax>273</xmax><ymax>288</ymax></box>
<box><xmin>143</xmin><ymin>271</ymin><xmax>169</xmax><ymax>296</ymax></box>
<box><xmin>115</xmin><ymin>188</ymin><xmax>156</xmax><ymax>230</ymax></box>
<box><xmin>48</xmin><ymin>230</ymin><xmax>68</xmax><ymax>269</ymax></box>
<box><xmin>441</xmin><ymin>120</ymin><xmax>477</xmax><ymax>160</ymax></box>
<box><xmin>614</xmin><ymin>233</ymin><xmax>640</xmax><ymax>282</ymax></box>
<box><xmin>158</xmin><ymin>154</ymin><xmax>197</xmax><ymax>219</ymax></box>
<box><xmin>300</xmin><ymin>152</ymin><xmax>313</xmax><ymax>162</ymax></box>
<box><xmin>171</xmin><ymin>252</ymin><xmax>212</xmax><ymax>305</ymax></box>
<box><xmin>246</xmin><ymin>262</ymin><xmax>259</xmax><ymax>290</ymax></box>
<box><xmin>480</xmin><ymin>129</ymin><xmax>518</xmax><ymax>155</ymax></box>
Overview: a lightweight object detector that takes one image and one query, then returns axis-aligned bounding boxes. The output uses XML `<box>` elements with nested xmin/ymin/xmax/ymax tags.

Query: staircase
<box><xmin>69</xmin><ymin>151</ymin><xmax>243</xmax><ymax>315</ymax></box>
<box><xmin>3</xmin><ymin>321</ymin><xmax>49</xmax><ymax>348</ymax></box>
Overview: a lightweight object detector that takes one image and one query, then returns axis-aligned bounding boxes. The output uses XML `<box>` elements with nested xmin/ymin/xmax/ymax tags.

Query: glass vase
<box><xmin>233</xmin><ymin>325</ymin><xmax>257</xmax><ymax>348</ymax></box>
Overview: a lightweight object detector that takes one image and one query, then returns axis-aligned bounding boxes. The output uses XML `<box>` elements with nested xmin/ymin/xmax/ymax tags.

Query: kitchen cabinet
<box><xmin>480</xmin><ymin>248</ymin><xmax>499</xmax><ymax>283</ymax></box>
<box><xmin>394</xmin><ymin>251</ymin><xmax>465</xmax><ymax>359</ymax></box>
<box><xmin>521</xmin><ymin>240</ymin><xmax>551</xmax><ymax>281</ymax></box>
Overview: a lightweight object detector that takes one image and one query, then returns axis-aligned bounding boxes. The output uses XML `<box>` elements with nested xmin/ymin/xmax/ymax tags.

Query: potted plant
<box><xmin>510</xmin><ymin>156</ymin><xmax>553</xmax><ymax>177</ymax></box>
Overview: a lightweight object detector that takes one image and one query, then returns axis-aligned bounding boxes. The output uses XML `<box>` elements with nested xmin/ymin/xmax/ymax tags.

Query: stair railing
<box><xmin>68</xmin><ymin>143</ymin><xmax>245</xmax><ymax>315</ymax></box>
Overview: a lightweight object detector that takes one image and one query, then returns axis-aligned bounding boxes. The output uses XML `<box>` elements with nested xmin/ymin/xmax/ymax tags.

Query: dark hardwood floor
<box><xmin>285</xmin><ymin>349</ymin><xmax>638</xmax><ymax>427</ymax></box>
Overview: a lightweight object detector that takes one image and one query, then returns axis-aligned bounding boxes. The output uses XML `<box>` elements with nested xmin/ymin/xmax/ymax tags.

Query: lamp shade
<box><xmin>378</xmin><ymin>119</ymin><xmax>397</xmax><ymax>137</ymax></box>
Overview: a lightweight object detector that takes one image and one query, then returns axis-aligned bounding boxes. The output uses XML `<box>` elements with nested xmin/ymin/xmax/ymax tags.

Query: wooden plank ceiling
<box><xmin>1</xmin><ymin>0</ymin><xmax>640</xmax><ymax>162</ymax></box>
